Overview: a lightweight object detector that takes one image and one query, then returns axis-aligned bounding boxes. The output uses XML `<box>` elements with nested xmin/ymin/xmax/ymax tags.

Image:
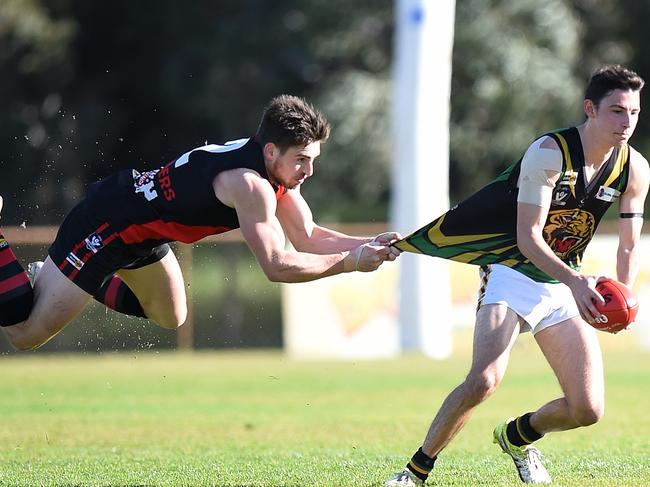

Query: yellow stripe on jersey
<box><xmin>603</xmin><ymin>144</ymin><xmax>629</xmax><ymax>188</ymax></box>
<box><xmin>393</xmin><ymin>239</ymin><xmax>422</xmax><ymax>253</ymax></box>
<box><xmin>425</xmin><ymin>214</ymin><xmax>507</xmax><ymax>247</ymax></box>
<box><xmin>448</xmin><ymin>245</ymin><xmax>520</xmax><ymax>264</ymax></box>
<box><xmin>554</xmin><ymin>132</ymin><xmax>576</xmax><ymax>199</ymax></box>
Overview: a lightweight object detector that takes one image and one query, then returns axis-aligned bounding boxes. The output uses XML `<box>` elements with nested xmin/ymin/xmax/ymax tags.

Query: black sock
<box><xmin>95</xmin><ymin>275</ymin><xmax>146</xmax><ymax>318</ymax></box>
<box><xmin>506</xmin><ymin>412</ymin><xmax>544</xmax><ymax>447</ymax></box>
<box><xmin>0</xmin><ymin>233</ymin><xmax>34</xmax><ymax>327</ymax></box>
<box><xmin>407</xmin><ymin>447</ymin><xmax>436</xmax><ymax>482</ymax></box>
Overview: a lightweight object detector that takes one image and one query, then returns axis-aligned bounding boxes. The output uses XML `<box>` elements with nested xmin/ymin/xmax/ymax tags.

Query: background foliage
<box><xmin>1</xmin><ymin>0</ymin><xmax>648</xmax><ymax>225</ymax></box>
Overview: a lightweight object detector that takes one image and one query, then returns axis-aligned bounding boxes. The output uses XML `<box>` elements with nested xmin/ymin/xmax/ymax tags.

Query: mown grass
<box><xmin>0</xmin><ymin>329</ymin><xmax>649</xmax><ymax>486</ymax></box>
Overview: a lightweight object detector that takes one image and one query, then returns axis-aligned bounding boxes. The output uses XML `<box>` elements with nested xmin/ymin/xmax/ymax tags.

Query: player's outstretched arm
<box><xmin>219</xmin><ymin>170</ymin><xmax>392</xmax><ymax>282</ymax></box>
<box><xmin>275</xmin><ymin>188</ymin><xmax>401</xmax><ymax>260</ymax></box>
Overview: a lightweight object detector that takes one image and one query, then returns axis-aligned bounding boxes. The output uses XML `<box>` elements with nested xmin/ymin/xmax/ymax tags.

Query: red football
<box><xmin>592</xmin><ymin>279</ymin><xmax>639</xmax><ymax>334</ymax></box>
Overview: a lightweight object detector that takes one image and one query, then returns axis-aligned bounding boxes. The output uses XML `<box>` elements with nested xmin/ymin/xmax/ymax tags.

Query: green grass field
<box><xmin>1</xmin><ymin>330</ymin><xmax>649</xmax><ymax>486</ymax></box>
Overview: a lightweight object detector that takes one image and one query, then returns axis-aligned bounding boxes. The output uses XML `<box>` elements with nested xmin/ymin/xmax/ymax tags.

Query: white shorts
<box><xmin>478</xmin><ymin>264</ymin><xmax>580</xmax><ymax>334</ymax></box>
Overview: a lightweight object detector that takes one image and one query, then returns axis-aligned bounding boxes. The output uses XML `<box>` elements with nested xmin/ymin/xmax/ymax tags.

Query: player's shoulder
<box><xmin>537</xmin><ymin>135</ymin><xmax>561</xmax><ymax>151</ymax></box>
<box><xmin>625</xmin><ymin>144</ymin><xmax>650</xmax><ymax>190</ymax></box>
<box><xmin>217</xmin><ymin>166</ymin><xmax>271</xmax><ymax>193</ymax></box>
<box><xmin>521</xmin><ymin>135</ymin><xmax>563</xmax><ymax>173</ymax></box>
<box><xmin>214</xmin><ymin>166</ymin><xmax>276</xmax><ymax>208</ymax></box>
<box><xmin>628</xmin><ymin>144</ymin><xmax>649</xmax><ymax>167</ymax></box>
<box><xmin>627</xmin><ymin>145</ymin><xmax>650</xmax><ymax>178</ymax></box>
<box><xmin>523</xmin><ymin>134</ymin><xmax>561</xmax><ymax>156</ymax></box>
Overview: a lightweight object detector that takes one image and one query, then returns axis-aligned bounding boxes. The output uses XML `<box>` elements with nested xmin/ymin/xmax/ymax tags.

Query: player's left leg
<box><xmin>115</xmin><ymin>250</ymin><xmax>187</xmax><ymax>329</ymax></box>
<box><xmin>2</xmin><ymin>257</ymin><xmax>92</xmax><ymax>350</ymax></box>
<box><xmin>531</xmin><ymin>316</ymin><xmax>605</xmax><ymax>432</ymax></box>
<box><xmin>491</xmin><ymin>316</ymin><xmax>599</xmax><ymax>485</ymax></box>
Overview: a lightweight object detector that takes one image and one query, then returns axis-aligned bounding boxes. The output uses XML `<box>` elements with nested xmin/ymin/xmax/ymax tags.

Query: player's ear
<box><xmin>584</xmin><ymin>99</ymin><xmax>597</xmax><ymax>118</ymax></box>
<box><xmin>263</xmin><ymin>143</ymin><xmax>279</xmax><ymax>161</ymax></box>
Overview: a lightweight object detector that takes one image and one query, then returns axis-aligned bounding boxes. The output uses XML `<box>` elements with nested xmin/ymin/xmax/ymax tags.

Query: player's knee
<box><xmin>153</xmin><ymin>306</ymin><xmax>187</xmax><ymax>329</ymax></box>
<box><xmin>571</xmin><ymin>402</ymin><xmax>604</xmax><ymax>427</ymax></box>
<box><xmin>464</xmin><ymin>371</ymin><xmax>501</xmax><ymax>404</ymax></box>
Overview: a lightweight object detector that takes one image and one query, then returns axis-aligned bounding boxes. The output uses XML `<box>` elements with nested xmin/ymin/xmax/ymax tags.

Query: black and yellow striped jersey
<box><xmin>394</xmin><ymin>127</ymin><xmax>631</xmax><ymax>283</ymax></box>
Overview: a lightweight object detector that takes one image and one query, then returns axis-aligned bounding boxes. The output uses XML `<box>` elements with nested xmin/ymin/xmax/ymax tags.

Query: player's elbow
<box><xmin>264</xmin><ymin>270</ymin><xmax>284</xmax><ymax>283</ymax></box>
<box><xmin>259</xmin><ymin>252</ymin><xmax>301</xmax><ymax>283</ymax></box>
<box><xmin>516</xmin><ymin>231</ymin><xmax>538</xmax><ymax>259</ymax></box>
<box><xmin>263</xmin><ymin>267</ymin><xmax>298</xmax><ymax>283</ymax></box>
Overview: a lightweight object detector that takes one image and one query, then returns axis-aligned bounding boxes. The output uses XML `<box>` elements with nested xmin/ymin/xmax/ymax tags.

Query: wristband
<box><xmin>620</xmin><ymin>213</ymin><xmax>644</xmax><ymax>219</ymax></box>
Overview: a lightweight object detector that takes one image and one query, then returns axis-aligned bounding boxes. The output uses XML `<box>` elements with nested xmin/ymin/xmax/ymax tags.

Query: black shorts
<box><xmin>48</xmin><ymin>194</ymin><xmax>170</xmax><ymax>296</ymax></box>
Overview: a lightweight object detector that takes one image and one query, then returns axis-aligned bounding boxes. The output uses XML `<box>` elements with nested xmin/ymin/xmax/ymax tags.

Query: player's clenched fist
<box><xmin>347</xmin><ymin>243</ymin><xmax>396</xmax><ymax>272</ymax></box>
<box><xmin>372</xmin><ymin>231</ymin><xmax>403</xmax><ymax>261</ymax></box>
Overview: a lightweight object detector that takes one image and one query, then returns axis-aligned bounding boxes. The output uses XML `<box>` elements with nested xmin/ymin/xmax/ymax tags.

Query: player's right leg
<box><xmin>115</xmin><ymin>249</ymin><xmax>187</xmax><ymax>329</ymax></box>
<box><xmin>2</xmin><ymin>257</ymin><xmax>91</xmax><ymax>350</ymax></box>
<box><xmin>385</xmin><ymin>303</ymin><xmax>521</xmax><ymax>486</ymax></box>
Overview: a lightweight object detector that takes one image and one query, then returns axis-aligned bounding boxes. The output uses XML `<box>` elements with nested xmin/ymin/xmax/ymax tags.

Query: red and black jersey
<box><xmin>48</xmin><ymin>137</ymin><xmax>288</xmax><ymax>294</ymax></box>
<box><xmin>90</xmin><ymin>137</ymin><xmax>286</xmax><ymax>247</ymax></box>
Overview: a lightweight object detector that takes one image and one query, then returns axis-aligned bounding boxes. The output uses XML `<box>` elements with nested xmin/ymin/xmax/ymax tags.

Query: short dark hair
<box><xmin>584</xmin><ymin>65</ymin><xmax>645</xmax><ymax>106</ymax></box>
<box><xmin>255</xmin><ymin>95</ymin><xmax>331</xmax><ymax>152</ymax></box>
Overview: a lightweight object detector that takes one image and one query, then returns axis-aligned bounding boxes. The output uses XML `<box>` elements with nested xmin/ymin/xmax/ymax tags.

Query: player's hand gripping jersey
<box><xmin>393</xmin><ymin>127</ymin><xmax>632</xmax><ymax>283</ymax></box>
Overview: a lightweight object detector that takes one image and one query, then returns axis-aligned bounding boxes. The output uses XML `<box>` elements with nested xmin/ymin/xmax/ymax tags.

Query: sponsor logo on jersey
<box><xmin>551</xmin><ymin>170</ymin><xmax>578</xmax><ymax>206</ymax></box>
<box><xmin>66</xmin><ymin>252</ymin><xmax>84</xmax><ymax>270</ymax></box>
<box><xmin>84</xmin><ymin>232</ymin><xmax>104</xmax><ymax>253</ymax></box>
<box><xmin>596</xmin><ymin>185</ymin><xmax>621</xmax><ymax>202</ymax></box>
<box><xmin>551</xmin><ymin>187</ymin><xmax>571</xmax><ymax>206</ymax></box>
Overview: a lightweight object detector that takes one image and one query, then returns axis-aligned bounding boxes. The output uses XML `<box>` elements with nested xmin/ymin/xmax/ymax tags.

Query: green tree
<box><xmin>449</xmin><ymin>0</ymin><xmax>584</xmax><ymax>200</ymax></box>
<box><xmin>0</xmin><ymin>0</ymin><xmax>394</xmax><ymax>225</ymax></box>
<box><xmin>1</xmin><ymin>0</ymin><xmax>646</xmax><ymax>225</ymax></box>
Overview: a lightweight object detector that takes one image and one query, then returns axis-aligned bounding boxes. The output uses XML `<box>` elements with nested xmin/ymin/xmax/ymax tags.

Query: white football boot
<box><xmin>493</xmin><ymin>419</ymin><xmax>551</xmax><ymax>484</ymax></box>
<box><xmin>384</xmin><ymin>468</ymin><xmax>424</xmax><ymax>486</ymax></box>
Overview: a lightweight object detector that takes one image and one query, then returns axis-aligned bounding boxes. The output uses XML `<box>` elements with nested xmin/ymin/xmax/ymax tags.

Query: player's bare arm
<box><xmin>616</xmin><ymin>148</ymin><xmax>650</xmax><ymax>286</ymax></box>
<box><xmin>214</xmin><ymin>169</ymin><xmax>390</xmax><ymax>282</ymax></box>
<box><xmin>515</xmin><ymin>137</ymin><xmax>604</xmax><ymax>321</ymax></box>
<box><xmin>276</xmin><ymin>187</ymin><xmax>369</xmax><ymax>252</ymax></box>
<box><xmin>275</xmin><ymin>188</ymin><xmax>402</xmax><ymax>260</ymax></box>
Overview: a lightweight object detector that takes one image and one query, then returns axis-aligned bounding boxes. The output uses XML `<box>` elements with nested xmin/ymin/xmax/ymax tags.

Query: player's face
<box><xmin>588</xmin><ymin>89</ymin><xmax>641</xmax><ymax>146</ymax></box>
<box><xmin>267</xmin><ymin>141</ymin><xmax>321</xmax><ymax>189</ymax></box>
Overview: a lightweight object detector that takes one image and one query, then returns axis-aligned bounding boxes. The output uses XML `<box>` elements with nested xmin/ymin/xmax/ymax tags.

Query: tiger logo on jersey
<box><xmin>543</xmin><ymin>209</ymin><xmax>595</xmax><ymax>259</ymax></box>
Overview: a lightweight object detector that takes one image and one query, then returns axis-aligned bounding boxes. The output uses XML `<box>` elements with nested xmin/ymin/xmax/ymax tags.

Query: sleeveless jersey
<box><xmin>86</xmin><ymin>137</ymin><xmax>287</xmax><ymax>249</ymax></box>
<box><xmin>394</xmin><ymin>127</ymin><xmax>631</xmax><ymax>283</ymax></box>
